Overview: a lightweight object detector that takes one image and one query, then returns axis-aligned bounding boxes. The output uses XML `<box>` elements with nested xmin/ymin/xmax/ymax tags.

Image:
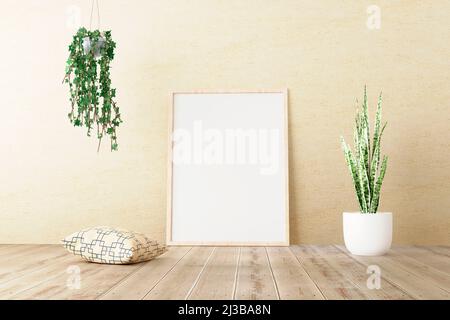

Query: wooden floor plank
<box><xmin>291</xmin><ymin>245</ymin><xmax>370</xmax><ymax>299</ymax></box>
<box><xmin>234</xmin><ymin>247</ymin><xmax>278</xmax><ymax>300</ymax></box>
<box><xmin>0</xmin><ymin>245</ymin><xmax>70</xmax><ymax>284</ymax></box>
<box><xmin>336</xmin><ymin>245</ymin><xmax>449</xmax><ymax>300</ymax></box>
<box><xmin>188</xmin><ymin>247</ymin><xmax>239</xmax><ymax>300</ymax></box>
<box><xmin>422</xmin><ymin>246</ymin><xmax>450</xmax><ymax>257</ymax></box>
<box><xmin>0</xmin><ymin>244</ymin><xmax>23</xmax><ymax>254</ymax></box>
<box><xmin>11</xmin><ymin>260</ymin><xmax>140</xmax><ymax>300</ymax></box>
<box><xmin>0</xmin><ymin>245</ymin><xmax>19</xmax><ymax>254</ymax></box>
<box><xmin>385</xmin><ymin>248</ymin><xmax>450</xmax><ymax>292</ymax></box>
<box><xmin>99</xmin><ymin>247</ymin><xmax>191</xmax><ymax>300</ymax></box>
<box><xmin>0</xmin><ymin>245</ymin><xmax>54</xmax><ymax>262</ymax></box>
<box><xmin>311</xmin><ymin>245</ymin><xmax>412</xmax><ymax>299</ymax></box>
<box><xmin>9</xmin><ymin>259</ymin><xmax>102</xmax><ymax>300</ymax></box>
<box><xmin>393</xmin><ymin>246</ymin><xmax>450</xmax><ymax>274</ymax></box>
<box><xmin>0</xmin><ymin>254</ymin><xmax>80</xmax><ymax>299</ymax></box>
<box><xmin>143</xmin><ymin>247</ymin><xmax>214</xmax><ymax>300</ymax></box>
<box><xmin>266</xmin><ymin>247</ymin><xmax>324</xmax><ymax>300</ymax></box>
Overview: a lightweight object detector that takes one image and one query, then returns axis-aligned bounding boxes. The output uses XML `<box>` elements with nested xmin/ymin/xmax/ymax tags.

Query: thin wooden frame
<box><xmin>166</xmin><ymin>90</ymin><xmax>289</xmax><ymax>246</ymax></box>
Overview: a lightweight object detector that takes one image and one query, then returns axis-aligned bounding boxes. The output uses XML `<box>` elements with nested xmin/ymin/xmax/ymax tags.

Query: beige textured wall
<box><xmin>0</xmin><ymin>0</ymin><xmax>449</xmax><ymax>244</ymax></box>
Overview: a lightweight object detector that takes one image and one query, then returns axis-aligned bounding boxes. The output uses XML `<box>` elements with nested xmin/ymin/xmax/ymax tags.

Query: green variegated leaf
<box><xmin>372</xmin><ymin>93</ymin><xmax>383</xmax><ymax>158</ymax></box>
<box><xmin>369</xmin><ymin>138</ymin><xmax>380</xmax><ymax>201</ymax></box>
<box><xmin>363</xmin><ymin>85</ymin><xmax>370</xmax><ymax>161</ymax></box>
<box><xmin>353</xmin><ymin>111</ymin><xmax>360</xmax><ymax>161</ymax></box>
<box><xmin>358</xmin><ymin>131</ymin><xmax>370</xmax><ymax>210</ymax></box>
<box><xmin>370</xmin><ymin>96</ymin><xmax>382</xmax><ymax>189</ymax></box>
<box><xmin>370</xmin><ymin>121</ymin><xmax>387</xmax><ymax>196</ymax></box>
<box><xmin>370</xmin><ymin>156</ymin><xmax>388</xmax><ymax>213</ymax></box>
<box><xmin>377</xmin><ymin>122</ymin><xmax>387</xmax><ymax>167</ymax></box>
<box><xmin>341</xmin><ymin>137</ymin><xmax>364</xmax><ymax>211</ymax></box>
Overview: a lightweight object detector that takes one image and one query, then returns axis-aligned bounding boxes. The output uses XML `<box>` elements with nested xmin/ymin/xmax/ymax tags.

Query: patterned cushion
<box><xmin>62</xmin><ymin>226</ymin><xmax>167</xmax><ymax>264</ymax></box>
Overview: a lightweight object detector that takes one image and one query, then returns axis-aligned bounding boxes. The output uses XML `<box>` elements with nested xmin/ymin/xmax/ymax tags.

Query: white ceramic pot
<box><xmin>343</xmin><ymin>212</ymin><xmax>392</xmax><ymax>256</ymax></box>
<box><xmin>83</xmin><ymin>36</ymin><xmax>105</xmax><ymax>58</ymax></box>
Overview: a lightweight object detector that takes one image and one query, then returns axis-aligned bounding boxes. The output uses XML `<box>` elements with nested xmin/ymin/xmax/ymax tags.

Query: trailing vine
<box><xmin>63</xmin><ymin>27</ymin><xmax>122</xmax><ymax>151</ymax></box>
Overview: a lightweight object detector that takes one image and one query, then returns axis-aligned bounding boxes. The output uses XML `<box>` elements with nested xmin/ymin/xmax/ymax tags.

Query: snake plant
<box><xmin>341</xmin><ymin>87</ymin><xmax>388</xmax><ymax>213</ymax></box>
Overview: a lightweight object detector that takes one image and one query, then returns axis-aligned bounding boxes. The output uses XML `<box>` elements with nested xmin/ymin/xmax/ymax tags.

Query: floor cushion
<box><xmin>62</xmin><ymin>226</ymin><xmax>167</xmax><ymax>264</ymax></box>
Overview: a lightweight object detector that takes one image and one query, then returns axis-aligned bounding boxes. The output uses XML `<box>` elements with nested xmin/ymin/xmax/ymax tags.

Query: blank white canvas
<box><xmin>169</xmin><ymin>92</ymin><xmax>288</xmax><ymax>245</ymax></box>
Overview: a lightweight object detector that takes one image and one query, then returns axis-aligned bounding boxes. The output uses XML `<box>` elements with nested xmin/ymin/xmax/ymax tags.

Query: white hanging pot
<box><xmin>82</xmin><ymin>36</ymin><xmax>105</xmax><ymax>59</ymax></box>
<box><xmin>343</xmin><ymin>212</ymin><xmax>392</xmax><ymax>256</ymax></box>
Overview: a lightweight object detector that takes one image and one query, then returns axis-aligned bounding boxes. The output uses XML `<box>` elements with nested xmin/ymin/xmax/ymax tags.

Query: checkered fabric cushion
<box><xmin>62</xmin><ymin>226</ymin><xmax>167</xmax><ymax>264</ymax></box>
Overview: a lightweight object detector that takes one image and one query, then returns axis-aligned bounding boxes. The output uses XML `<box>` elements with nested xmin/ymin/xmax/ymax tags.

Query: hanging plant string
<box><xmin>63</xmin><ymin>1</ymin><xmax>121</xmax><ymax>151</ymax></box>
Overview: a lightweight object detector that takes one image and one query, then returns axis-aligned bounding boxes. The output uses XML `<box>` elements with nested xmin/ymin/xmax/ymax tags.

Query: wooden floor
<box><xmin>0</xmin><ymin>245</ymin><xmax>448</xmax><ymax>300</ymax></box>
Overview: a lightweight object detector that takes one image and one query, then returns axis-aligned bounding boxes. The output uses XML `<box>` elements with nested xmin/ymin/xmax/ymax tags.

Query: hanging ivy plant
<box><xmin>63</xmin><ymin>27</ymin><xmax>122</xmax><ymax>151</ymax></box>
